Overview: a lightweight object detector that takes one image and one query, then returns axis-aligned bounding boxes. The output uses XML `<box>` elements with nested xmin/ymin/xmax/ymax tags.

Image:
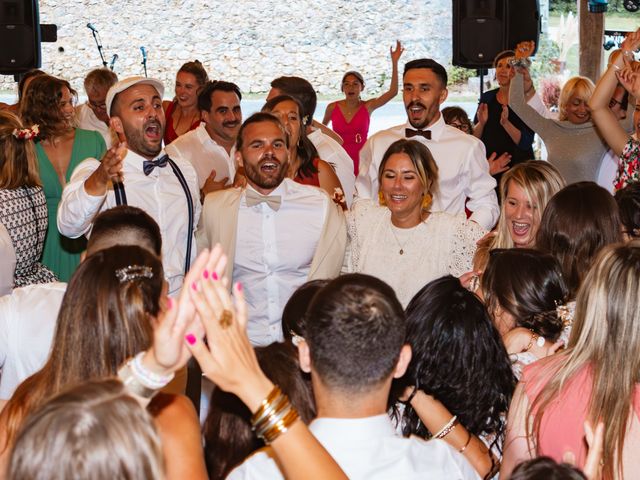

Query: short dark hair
<box><xmin>197</xmin><ymin>80</ymin><xmax>242</xmax><ymax>113</ymax></box>
<box><xmin>442</xmin><ymin>106</ymin><xmax>472</xmax><ymax>131</ymax></box>
<box><xmin>270</xmin><ymin>76</ymin><xmax>317</xmax><ymax>126</ymax></box>
<box><xmin>281</xmin><ymin>279</ymin><xmax>329</xmax><ymax>341</ymax></box>
<box><xmin>509</xmin><ymin>457</ymin><xmax>587</xmax><ymax>480</ymax></box>
<box><xmin>235</xmin><ymin>112</ymin><xmax>288</xmax><ymax>151</ymax></box>
<box><xmin>536</xmin><ymin>182</ymin><xmax>622</xmax><ymax>298</ymax></box>
<box><xmin>403</xmin><ymin>59</ymin><xmax>448</xmax><ymax>87</ymax></box>
<box><xmin>615</xmin><ymin>182</ymin><xmax>640</xmax><ymax>239</ymax></box>
<box><xmin>305</xmin><ymin>274</ymin><xmax>406</xmax><ymax>393</ymax></box>
<box><xmin>482</xmin><ymin>249</ymin><xmax>568</xmax><ymax>341</ymax></box>
<box><xmin>17</xmin><ymin>69</ymin><xmax>46</xmax><ymax>101</ymax></box>
<box><xmin>88</xmin><ymin>206</ymin><xmax>162</xmax><ymax>256</ymax></box>
<box><xmin>401</xmin><ymin>275</ymin><xmax>514</xmax><ymax>456</ymax></box>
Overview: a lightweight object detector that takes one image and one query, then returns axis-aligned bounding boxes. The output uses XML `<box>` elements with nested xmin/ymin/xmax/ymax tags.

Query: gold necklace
<box><xmin>389</xmin><ymin>222</ymin><xmax>419</xmax><ymax>255</ymax></box>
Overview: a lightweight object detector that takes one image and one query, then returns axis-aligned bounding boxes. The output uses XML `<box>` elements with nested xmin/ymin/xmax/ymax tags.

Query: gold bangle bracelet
<box><xmin>251</xmin><ymin>386</ymin><xmax>283</xmax><ymax>425</ymax></box>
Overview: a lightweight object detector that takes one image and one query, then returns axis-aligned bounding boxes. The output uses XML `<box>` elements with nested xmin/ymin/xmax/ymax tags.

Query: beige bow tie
<box><xmin>245</xmin><ymin>189</ymin><xmax>282</xmax><ymax>211</ymax></box>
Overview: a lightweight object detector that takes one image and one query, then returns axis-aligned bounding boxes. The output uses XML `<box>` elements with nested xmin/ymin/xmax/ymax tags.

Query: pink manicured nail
<box><xmin>236</xmin><ymin>282</ymin><xmax>243</xmax><ymax>292</ymax></box>
<box><xmin>203</xmin><ymin>269</ymin><xmax>209</xmax><ymax>279</ymax></box>
<box><xmin>185</xmin><ymin>334</ymin><xmax>196</xmax><ymax>345</ymax></box>
<box><xmin>191</xmin><ymin>281</ymin><xmax>198</xmax><ymax>292</ymax></box>
<box><xmin>212</xmin><ymin>271</ymin><xmax>218</xmax><ymax>281</ymax></box>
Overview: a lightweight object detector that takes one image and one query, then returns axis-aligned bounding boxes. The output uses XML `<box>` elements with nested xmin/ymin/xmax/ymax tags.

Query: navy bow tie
<box><xmin>405</xmin><ymin>128</ymin><xmax>432</xmax><ymax>140</ymax></box>
<box><xmin>143</xmin><ymin>154</ymin><xmax>169</xmax><ymax>176</ymax></box>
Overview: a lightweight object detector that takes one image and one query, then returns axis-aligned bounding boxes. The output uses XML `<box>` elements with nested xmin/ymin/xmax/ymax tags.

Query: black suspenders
<box><xmin>113</xmin><ymin>157</ymin><xmax>194</xmax><ymax>275</ymax></box>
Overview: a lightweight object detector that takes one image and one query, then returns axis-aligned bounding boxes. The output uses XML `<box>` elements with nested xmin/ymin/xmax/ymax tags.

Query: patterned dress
<box><xmin>0</xmin><ymin>186</ymin><xmax>57</xmax><ymax>288</ymax></box>
<box><xmin>615</xmin><ymin>138</ymin><xmax>640</xmax><ymax>191</ymax></box>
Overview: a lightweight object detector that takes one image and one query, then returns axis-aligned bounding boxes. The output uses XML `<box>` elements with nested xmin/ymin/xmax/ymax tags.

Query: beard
<box><xmin>123</xmin><ymin>117</ymin><xmax>164</xmax><ymax>159</ymax></box>
<box><xmin>243</xmin><ymin>155</ymin><xmax>289</xmax><ymax>191</ymax></box>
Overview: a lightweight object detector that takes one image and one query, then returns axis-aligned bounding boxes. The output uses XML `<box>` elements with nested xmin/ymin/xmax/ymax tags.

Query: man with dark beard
<box><xmin>356</xmin><ymin>59</ymin><xmax>499</xmax><ymax>230</ymax></box>
<box><xmin>196</xmin><ymin>112</ymin><xmax>346</xmax><ymax>346</ymax></box>
<box><xmin>166</xmin><ymin>80</ymin><xmax>242</xmax><ymax>197</ymax></box>
<box><xmin>57</xmin><ymin>77</ymin><xmax>200</xmax><ymax>296</ymax></box>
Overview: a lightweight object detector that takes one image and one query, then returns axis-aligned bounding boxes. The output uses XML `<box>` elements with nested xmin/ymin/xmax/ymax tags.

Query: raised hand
<box><xmin>515</xmin><ymin>41</ymin><xmax>535</xmax><ymax>59</ymax></box>
<box><xmin>141</xmin><ymin>245</ymin><xmax>228</xmax><ymax>376</ymax></box>
<box><xmin>621</xmin><ymin>28</ymin><xmax>640</xmax><ymax>54</ymax></box>
<box><xmin>499</xmin><ymin>105</ymin><xmax>510</xmax><ymax>126</ymax></box>
<box><xmin>488</xmin><ymin>151</ymin><xmax>512</xmax><ymax>175</ymax></box>
<box><xmin>186</xmin><ymin>269</ymin><xmax>273</xmax><ymax>412</ymax></box>
<box><xmin>390</xmin><ymin>40</ymin><xmax>404</xmax><ymax>64</ymax></box>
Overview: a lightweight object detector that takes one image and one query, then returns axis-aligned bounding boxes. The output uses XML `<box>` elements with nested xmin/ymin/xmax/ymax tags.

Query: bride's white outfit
<box><xmin>347</xmin><ymin>199</ymin><xmax>486</xmax><ymax>307</ymax></box>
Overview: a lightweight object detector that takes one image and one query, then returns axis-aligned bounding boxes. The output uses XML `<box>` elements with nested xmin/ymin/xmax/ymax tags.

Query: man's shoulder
<box><xmin>203</xmin><ymin>187</ymin><xmax>243</xmax><ymax>209</ymax></box>
<box><xmin>0</xmin><ymin>282</ymin><xmax>67</xmax><ymax>317</ymax></box>
<box><xmin>368</xmin><ymin>124</ymin><xmax>406</xmax><ymax>143</ymax></box>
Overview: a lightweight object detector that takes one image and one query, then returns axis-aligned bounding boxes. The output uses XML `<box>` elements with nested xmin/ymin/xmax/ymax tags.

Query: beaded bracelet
<box><xmin>251</xmin><ymin>385</ymin><xmax>300</xmax><ymax>445</ymax></box>
<box><xmin>130</xmin><ymin>352</ymin><xmax>175</xmax><ymax>389</ymax></box>
<box><xmin>434</xmin><ymin>415</ymin><xmax>458</xmax><ymax>439</ymax></box>
<box><xmin>117</xmin><ymin>362</ymin><xmax>158</xmax><ymax>399</ymax></box>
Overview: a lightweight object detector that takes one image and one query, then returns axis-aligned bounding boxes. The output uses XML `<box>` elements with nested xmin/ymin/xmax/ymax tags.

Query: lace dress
<box><xmin>0</xmin><ymin>186</ymin><xmax>57</xmax><ymax>289</ymax></box>
<box><xmin>346</xmin><ymin>199</ymin><xmax>485</xmax><ymax>307</ymax></box>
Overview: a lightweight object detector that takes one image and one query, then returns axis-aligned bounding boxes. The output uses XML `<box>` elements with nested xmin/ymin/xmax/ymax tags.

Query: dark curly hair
<box><xmin>400</xmin><ymin>276</ymin><xmax>515</xmax><ymax>455</ymax></box>
<box><xmin>20</xmin><ymin>75</ymin><xmax>77</xmax><ymax>141</ymax></box>
<box><xmin>482</xmin><ymin>248</ymin><xmax>569</xmax><ymax>341</ymax></box>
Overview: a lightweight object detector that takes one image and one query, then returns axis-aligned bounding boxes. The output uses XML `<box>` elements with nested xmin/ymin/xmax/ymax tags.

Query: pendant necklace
<box><xmin>389</xmin><ymin>223</ymin><xmax>418</xmax><ymax>255</ymax></box>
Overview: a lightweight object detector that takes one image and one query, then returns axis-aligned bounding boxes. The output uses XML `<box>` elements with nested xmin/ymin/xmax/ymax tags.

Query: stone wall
<box><xmin>1</xmin><ymin>0</ymin><xmax>452</xmax><ymax>97</ymax></box>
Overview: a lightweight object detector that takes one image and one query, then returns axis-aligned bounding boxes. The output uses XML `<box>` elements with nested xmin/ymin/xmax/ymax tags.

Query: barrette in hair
<box><xmin>115</xmin><ymin>265</ymin><xmax>154</xmax><ymax>283</ymax></box>
<box><xmin>12</xmin><ymin>124</ymin><xmax>40</xmax><ymax>141</ymax></box>
<box><xmin>290</xmin><ymin>331</ymin><xmax>304</xmax><ymax>347</ymax></box>
<box><xmin>555</xmin><ymin>300</ymin><xmax>573</xmax><ymax>327</ymax></box>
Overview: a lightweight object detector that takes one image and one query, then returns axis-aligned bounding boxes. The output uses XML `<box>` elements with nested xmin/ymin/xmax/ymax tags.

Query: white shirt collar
<box><xmin>309</xmin><ymin>414</ymin><xmax>397</xmax><ymax>443</ymax></box>
<box><xmin>402</xmin><ymin>114</ymin><xmax>446</xmax><ymax>142</ymax></box>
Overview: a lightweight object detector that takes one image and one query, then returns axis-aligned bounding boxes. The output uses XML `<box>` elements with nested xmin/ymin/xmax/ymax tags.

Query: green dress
<box><xmin>36</xmin><ymin>128</ymin><xmax>106</xmax><ymax>281</ymax></box>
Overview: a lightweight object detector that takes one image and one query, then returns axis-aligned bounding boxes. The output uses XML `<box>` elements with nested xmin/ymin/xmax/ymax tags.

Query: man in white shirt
<box><xmin>75</xmin><ymin>68</ymin><xmax>118</xmax><ymax>148</ymax></box>
<box><xmin>0</xmin><ymin>206</ymin><xmax>163</xmax><ymax>400</ymax></box>
<box><xmin>197</xmin><ymin>113</ymin><xmax>346</xmax><ymax>346</ymax></box>
<box><xmin>357</xmin><ymin>59</ymin><xmax>499</xmax><ymax>230</ymax></box>
<box><xmin>57</xmin><ymin>77</ymin><xmax>200</xmax><ymax>295</ymax></box>
<box><xmin>228</xmin><ymin>274</ymin><xmax>479</xmax><ymax>480</ymax></box>
<box><xmin>166</xmin><ymin>80</ymin><xmax>242</xmax><ymax>196</ymax></box>
<box><xmin>268</xmin><ymin>76</ymin><xmax>356</xmax><ymax>207</ymax></box>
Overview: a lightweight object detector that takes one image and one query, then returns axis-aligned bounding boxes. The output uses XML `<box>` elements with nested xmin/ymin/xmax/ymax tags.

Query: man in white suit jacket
<box><xmin>197</xmin><ymin>112</ymin><xmax>346</xmax><ymax>346</ymax></box>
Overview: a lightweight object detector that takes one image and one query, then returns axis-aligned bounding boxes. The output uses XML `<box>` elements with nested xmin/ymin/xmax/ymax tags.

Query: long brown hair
<box><xmin>528</xmin><ymin>241</ymin><xmax>640</xmax><ymax>479</ymax></box>
<box><xmin>0</xmin><ymin>245</ymin><xmax>164</xmax><ymax>452</ymax></box>
<box><xmin>19</xmin><ymin>75</ymin><xmax>77</xmax><ymax>141</ymax></box>
<box><xmin>0</xmin><ymin>110</ymin><xmax>41</xmax><ymax>188</ymax></box>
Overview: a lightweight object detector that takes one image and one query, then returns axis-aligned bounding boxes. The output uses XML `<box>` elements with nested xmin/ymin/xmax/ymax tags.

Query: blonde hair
<box><xmin>558</xmin><ymin>76</ymin><xmax>595</xmax><ymax>121</ymax></box>
<box><xmin>0</xmin><ymin>110</ymin><xmax>41</xmax><ymax>189</ymax></box>
<box><xmin>529</xmin><ymin>241</ymin><xmax>640</xmax><ymax>479</ymax></box>
<box><xmin>475</xmin><ymin>161</ymin><xmax>565</xmax><ymax>269</ymax></box>
<box><xmin>7</xmin><ymin>379</ymin><xmax>165</xmax><ymax>480</ymax></box>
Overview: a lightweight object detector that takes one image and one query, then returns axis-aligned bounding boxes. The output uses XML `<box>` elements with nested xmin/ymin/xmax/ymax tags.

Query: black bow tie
<box><xmin>405</xmin><ymin>128</ymin><xmax>432</xmax><ymax>140</ymax></box>
<box><xmin>143</xmin><ymin>154</ymin><xmax>169</xmax><ymax>176</ymax></box>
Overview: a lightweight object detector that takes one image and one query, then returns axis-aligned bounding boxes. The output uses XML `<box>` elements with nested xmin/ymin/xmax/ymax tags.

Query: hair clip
<box><xmin>115</xmin><ymin>265</ymin><xmax>153</xmax><ymax>283</ymax></box>
<box><xmin>12</xmin><ymin>124</ymin><xmax>40</xmax><ymax>141</ymax></box>
<box><xmin>290</xmin><ymin>331</ymin><xmax>304</xmax><ymax>347</ymax></box>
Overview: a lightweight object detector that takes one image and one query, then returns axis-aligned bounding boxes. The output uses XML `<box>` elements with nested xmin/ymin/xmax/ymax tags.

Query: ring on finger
<box><xmin>219</xmin><ymin>309</ymin><xmax>233</xmax><ymax>329</ymax></box>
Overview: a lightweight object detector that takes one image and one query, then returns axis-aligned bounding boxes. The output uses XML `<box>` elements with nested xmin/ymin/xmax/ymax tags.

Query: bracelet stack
<box><xmin>251</xmin><ymin>385</ymin><xmax>300</xmax><ymax>444</ymax></box>
<box><xmin>434</xmin><ymin>415</ymin><xmax>458</xmax><ymax>439</ymax></box>
<box><xmin>117</xmin><ymin>352</ymin><xmax>175</xmax><ymax>399</ymax></box>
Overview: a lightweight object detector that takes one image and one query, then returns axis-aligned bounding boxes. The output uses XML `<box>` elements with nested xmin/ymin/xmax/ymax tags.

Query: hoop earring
<box><xmin>378</xmin><ymin>191</ymin><xmax>386</xmax><ymax>206</ymax></box>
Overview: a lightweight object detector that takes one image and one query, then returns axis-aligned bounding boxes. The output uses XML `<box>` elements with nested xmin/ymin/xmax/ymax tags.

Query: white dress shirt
<box><xmin>0</xmin><ymin>282</ymin><xmax>66</xmax><ymax>399</ymax></box>
<box><xmin>234</xmin><ymin>179</ymin><xmax>327</xmax><ymax>346</ymax></box>
<box><xmin>75</xmin><ymin>103</ymin><xmax>113</xmax><ymax>148</ymax></box>
<box><xmin>356</xmin><ymin>116</ymin><xmax>499</xmax><ymax>230</ymax></box>
<box><xmin>165</xmin><ymin>122</ymin><xmax>236</xmax><ymax>189</ymax></box>
<box><xmin>0</xmin><ymin>224</ymin><xmax>16</xmax><ymax>296</ymax></box>
<box><xmin>308</xmin><ymin>128</ymin><xmax>355</xmax><ymax>207</ymax></box>
<box><xmin>57</xmin><ymin>149</ymin><xmax>201</xmax><ymax>295</ymax></box>
<box><xmin>228</xmin><ymin>414</ymin><xmax>479</xmax><ymax>480</ymax></box>
<box><xmin>597</xmin><ymin>149</ymin><xmax>619</xmax><ymax>194</ymax></box>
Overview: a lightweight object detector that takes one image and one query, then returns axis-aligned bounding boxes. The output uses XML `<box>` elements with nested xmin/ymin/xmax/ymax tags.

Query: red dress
<box><xmin>330</xmin><ymin>103</ymin><xmax>370</xmax><ymax>176</ymax></box>
<box><xmin>294</xmin><ymin>158</ymin><xmax>320</xmax><ymax>187</ymax></box>
<box><xmin>164</xmin><ymin>101</ymin><xmax>201</xmax><ymax>145</ymax></box>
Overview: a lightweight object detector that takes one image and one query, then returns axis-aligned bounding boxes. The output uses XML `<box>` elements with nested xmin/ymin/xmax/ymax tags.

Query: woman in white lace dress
<box><xmin>346</xmin><ymin>139</ymin><xmax>485</xmax><ymax>307</ymax></box>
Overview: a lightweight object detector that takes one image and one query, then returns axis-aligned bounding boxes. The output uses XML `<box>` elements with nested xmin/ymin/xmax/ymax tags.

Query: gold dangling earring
<box><xmin>378</xmin><ymin>191</ymin><xmax>386</xmax><ymax>206</ymax></box>
<box><xmin>422</xmin><ymin>192</ymin><xmax>432</xmax><ymax>210</ymax></box>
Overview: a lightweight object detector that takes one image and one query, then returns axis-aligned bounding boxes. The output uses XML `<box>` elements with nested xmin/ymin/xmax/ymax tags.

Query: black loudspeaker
<box><xmin>0</xmin><ymin>0</ymin><xmax>41</xmax><ymax>75</ymax></box>
<box><xmin>453</xmin><ymin>0</ymin><xmax>541</xmax><ymax>69</ymax></box>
